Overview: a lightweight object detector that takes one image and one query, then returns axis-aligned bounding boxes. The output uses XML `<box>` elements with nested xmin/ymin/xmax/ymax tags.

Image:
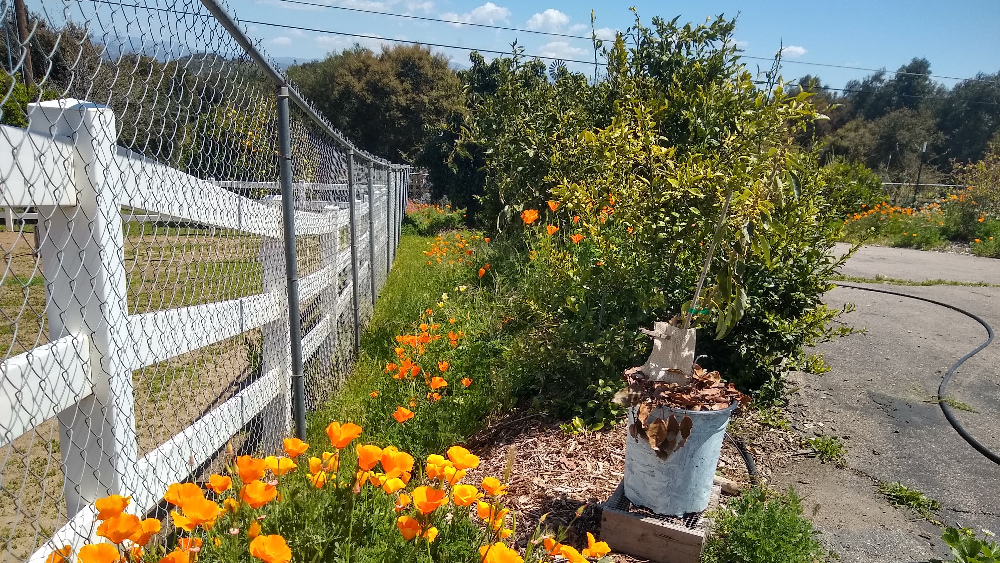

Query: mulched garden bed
<box><xmin>462</xmin><ymin>407</ymin><xmax>802</xmax><ymax>561</ymax></box>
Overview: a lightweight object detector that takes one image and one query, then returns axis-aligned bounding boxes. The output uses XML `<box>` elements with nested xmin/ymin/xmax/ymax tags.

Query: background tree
<box><xmin>288</xmin><ymin>44</ymin><xmax>464</xmax><ymax>162</ymax></box>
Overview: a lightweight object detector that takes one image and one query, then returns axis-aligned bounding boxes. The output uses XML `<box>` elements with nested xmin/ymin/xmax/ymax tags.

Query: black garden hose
<box><xmin>837</xmin><ymin>283</ymin><xmax>1000</xmax><ymax>465</ymax></box>
<box><xmin>725</xmin><ymin>431</ymin><xmax>760</xmax><ymax>485</ymax></box>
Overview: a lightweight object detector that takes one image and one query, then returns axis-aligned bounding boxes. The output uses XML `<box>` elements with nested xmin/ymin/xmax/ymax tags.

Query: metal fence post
<box><xmin>367</xmin><ymin>163</ymin><xmax>376</xmax><ymax>307</ymax></box>
<box><xmin>29</xmin><ymin>99</ymin><xmax>138</xmax><ymax>517</ymax></box>
<box><xmin>347</xmin><ymin>150</ymin><xmax>361</xmax><ymax>356</ymax></box>
<box><xmin>276</xmin><ymin>86</ymin><xmax>306</xmax><ymax>440</ymax></box>
<box><xmin>386</xmin><ymin>165</ymin><xmax>392</xmax><ymax>275</ymax></box>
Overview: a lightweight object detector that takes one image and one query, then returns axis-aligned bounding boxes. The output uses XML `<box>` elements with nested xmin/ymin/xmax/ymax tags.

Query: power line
<box><xmin>82</xmin><ymin>0</ymin><xmax>999</xmax><ymax>85</ymax></box>
<box><xmin>267</xmin><ymin>0</ymin><xmax>594</xmax><ymax>41</ymax></box>
<box><xmin>257</xmin><ymin>0</ymin><xmax>995</xmax><ymax>84</ymax></box>
<box><xmin>240</xmin><ymin>19</ymin><xmax>602</xmax><ymax>66</ymax></box>
<box><xmin>802</xmin><ymin>84</ymin><xmax>1000</xmax><ymax>106</ymax></box>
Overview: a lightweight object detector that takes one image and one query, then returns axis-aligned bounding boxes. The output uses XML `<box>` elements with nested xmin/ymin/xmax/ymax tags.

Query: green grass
<box><xmin>878</xmin><ymin>481</ymin><xmax>940</xmax><ymax>522</ymax></box>
<box><xmin>703</xmin><ymin>488</ymin><xmax>834</xmax><ymax>563</ymax></box>
<box><xmin>306</xmin><ymin>232</ymin><xmax>521</xmax><ymax>461</ymax></box>
<box><xmin>832</xmin><ymin>274</ymin><xmax>1000</xmax><ymax>288</ymax></box>
<box><xmin>806</xmin><ymin>435</ymin><xmax>847</xmax><ymax>467</ymax></box>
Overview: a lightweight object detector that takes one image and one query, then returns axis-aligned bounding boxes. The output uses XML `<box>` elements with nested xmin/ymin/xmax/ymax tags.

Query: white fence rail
<box><xmin>0</xmin><ymin>99</ymin><xmax>408</xmax><ymax>562</ymax></box>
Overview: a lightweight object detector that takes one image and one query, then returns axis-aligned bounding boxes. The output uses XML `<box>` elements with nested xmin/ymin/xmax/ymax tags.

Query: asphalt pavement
<box><xmin>769</xmin><ymin>246</ymin><xmax>1000</xmax><ymax>563</ymax></box>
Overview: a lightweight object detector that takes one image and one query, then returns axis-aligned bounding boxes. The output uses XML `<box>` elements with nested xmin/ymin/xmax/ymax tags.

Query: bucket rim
<box><xmin>631</xmin><ymin>400</ymin><xmax>739</xmax><ymax>417</ymax></box>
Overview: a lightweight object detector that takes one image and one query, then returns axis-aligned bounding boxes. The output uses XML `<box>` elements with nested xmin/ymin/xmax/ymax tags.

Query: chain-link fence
<box><xmin>0</xmin><ymin>1</ymin><xmax>408</xmax><ymax>561</ymax></box>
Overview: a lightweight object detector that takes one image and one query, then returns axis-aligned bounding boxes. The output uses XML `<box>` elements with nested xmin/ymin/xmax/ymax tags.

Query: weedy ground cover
<box><xmin>702</xmin><ymin>488</ymin><xmax>834</xmax><ymax>563</ymax></box>
<box><xmin>841</xmin><ymin>190</ymin><xmax>1000</xmax><ymax>257</ymax></box>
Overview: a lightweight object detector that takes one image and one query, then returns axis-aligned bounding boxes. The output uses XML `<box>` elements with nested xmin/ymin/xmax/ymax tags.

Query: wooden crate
<box><xmin>600</xmin><ymin>481</ymin><xmax>721</xmax><ymax>563</ymax></box>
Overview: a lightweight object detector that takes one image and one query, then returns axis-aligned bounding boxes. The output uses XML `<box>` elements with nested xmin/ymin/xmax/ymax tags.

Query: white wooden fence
<box><xmin>0</xmin><ymin>99</ymin><xmax>407</xmax><ymax>561</ymax></box>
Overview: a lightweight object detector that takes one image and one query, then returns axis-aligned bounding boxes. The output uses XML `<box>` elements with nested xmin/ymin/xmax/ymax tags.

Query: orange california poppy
<box><xmin>370</xmin><ymin>390</ymin><xmax>379</xmax><ymax>397</ymax></box>
<box><xmin>307</xmin><ymin>471</ymin><xmax>327</xmax><ymax>489</ymax></box>
<box><xmin>429</xmin><ymin>376</ymin><xmax>448</xmax><ymax>390</ymax></box>
<box><xmin>521</xmin><ymin>209</ymin><xmax>539</xmax><ymax>224</ymax></box>
<box><xmin>356</xmin><ymin>444</ymin><xmax>384</xmax><ymax>471</ymax></box>
<box><xmin>452</xmin><ymin>484</ymin><xmax>480</xmax><ymax>506</ymax></box>
<box><xmin>130</xmin><ymin>518</ymin><xmax>161</xmax><ymax>546</ymax></box>
<box><xmin>546</xmin><ymin>225</ymin><xmax>558</xmax><ymax>235</ymax></box>
<box><xmin>240</xmin><ymin>480</ymin><xmax>278</xmax><ymax>509</ymax></box>
<box><xmin>570</xmin><ymin>234</ymin><xmax>584</xmax><ymax>244</ymax></box>
<box><xmin>381</xmin><ymin>447</ymin><xmax>414</xmax><ymax>482</ymax></box>
<box><xmin>381</xmin><ymin>477</ymin><xmax>406</xmax><ymax>494</ymax></box>
<box><xmin>481</xmin><ymin>476</ymin><xmax>507</xmax><ymax>496</ymax></box>
<box><xmin>223</xmin><ymin>498</ymin><xmax>239</xmax><ymax>514</ymax></box>
<box><xmin>170</xmin><ymin>496</ymin><xmax>221</xmax><ymax>531</ymax></box>
<box><xmin>177</xmin><ymin>538</ymin><xmax>202</xmax><ymax>553</ymax></box>
<box><xmin>205</xmin><ymin>474</ymin><xmax>232</xmax><ymax>494</ymax></box>
<box><xmin>484</xmin><ymin>237</ymin><xmax>490</xmax><ymax>243</ymax></box>
<box><xmin>572</xmin><ymin>215</ymin><xmax>580</xmax><ymax>223</ymax></box>
<box><xmin>97</xmin><ymin>513</ymin><xmax>141</xmax><ymax>544</ymax></box>
<box><xmin>77</xmin><ymin>544</ymin><xmax>120</xmax><ymax>563</ymax></box>
<box><xmin>438</xmin><ymin>361</ymin><xmax>449</xmax><ymax>372</ymax></box>
<box><xmin>542</xmin><ymin>537</ymin><xmax>562</xmax><ymax>555</ymax></box>
<box><xmin>395</xmin><ymin>493</ymin><xmax>411</xmax><ymax>513</ymax></box>
<box><xmin>282</xmin><ymin>437</ymin><xmax>309</xmax><ymax>458</ymax></box>
<box><xmin>158</xmin><ymin>550</ymin><xmax>189</xmax><ymax>563</ymax></box>
<box><xmin>547</xmin><ymin>201</ymin><xmax>559</xmax><ymax>212</ymax></box>
<box><xmin>44</xmin><ymin>546</ymin><xmax>71</xmax><ymax>563</ymax></box>
<box><xmin>479</xmin><ymin>542</ymin><xmax>523</xmax><ymax>563</ymax></box>
<box><xmin>164</xmin><ymin>483</ymin><xmax>204</xmax><ymax>510</ymax></box>
<box><xmin>265</xmin><ymin>456</ymin><xmax>297</xmax><ymax>477</ymax></box>
<box><xmin>236</xmin><ymin>456</ymin><xmax>268</xmax><ymax>483</ymax></box>
<box><xmin>393</xmin><ymin>406</ymin><xmax>414</xmax><ymax>423</ymax></box>
<box><xmin>94</xmin><ymin>495</ymin><xmax>130</xmax><ymax>520</ymax></box>
<box><xmin>447</xmin><ymin>446</ymin><xmax>480</xmax><ymax>470</ymax></box>
<box><xmin>249</xmin><ymin>535</ymin><xmax>292</xmax><ymax>563</ymax></box>
<box><xmin>478</xmin><ymin>267</ymin><xmax>486</xmax><ymax>278</ymax></box>
<box><xmin>396</xmin><ymin>516</ymin><xmax>421</xmax><ymax>541</ymax></box>
<box><xmin>248</xmin><ymin>520</ymin><xmax>262</xmax><ymax>539</ymax></box>
<box><xmin>582</xmin><ymin>532</ymin><xmax>611</xmax><ymax>557</ymax></box>
<box><xmin>326</xmin><ymin>422</ymin><xmax>363</xmax><ymax>449</ymax></box>
<box><xmin>559</xmin><ymin>545</ymin><xmax>587</xmax><ymax>563</ymax></box>
<box><xmin>412</xmin><ymin>486</ymin><xmax>449</xmax><ymax>515</ymax></box>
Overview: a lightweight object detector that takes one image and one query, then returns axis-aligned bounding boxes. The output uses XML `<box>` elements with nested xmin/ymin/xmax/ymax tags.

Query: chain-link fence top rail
<box><xmin>0</xmin><ymin>1</ymin><xmax>406</xmax><ymax>562</ymax></box>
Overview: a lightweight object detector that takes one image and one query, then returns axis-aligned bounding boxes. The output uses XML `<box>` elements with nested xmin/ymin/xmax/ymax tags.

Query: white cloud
<box><xmin>780</xmin><ymin>45</ymin><xmax>807</xmax><ymax>58</ymax></box>
<box><xmin>734</xmin><ymin>40</ymin><xmax>749</xmax><ymax>49</ymax></box>
<box><xmin>526</xmin><ymin>9</ymin><xmax>569</xmax><ymax>31</ymax></box>
<box><xmin>440</xmin><ymin>2</ymin><xmax>511</xmax><ymax>27</ymax></box>
<box><xmin>537</xmin><ymin>40</ymin><xmax>586</xmax><ymax>60</ymax></box>
<box><xmin>289</xmin><ymin>28</ymin><xmax>305</xmax><ymax>37</ymax></box>
<box><xmin>271</xmin><ymin>36</ymin><xmax>292</xmax><ymax>45</ymax></box>
<box><xmin>405</xmin><ymin>0</ymin><xmax>434</xmax><ymax>13</ymax></box>
<box><xmin>592</xmin><ymin>27</ymin><xmax>617</xmax><ymax>41</ymax></box>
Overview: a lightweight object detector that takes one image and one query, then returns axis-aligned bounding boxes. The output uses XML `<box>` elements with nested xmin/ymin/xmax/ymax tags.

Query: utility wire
<box><xmin>257</xmin><ymin>0</ymin><xmax>997</xmax><ymax>84</ymax></box>
<box><xmin>268</xmin><ymin>0</ymin><xmax>594</xmax><ymax>41</ymax></box>
<box><xmin>84</xmin><ymin>0</ymin><xmax>1000</xmax><ymax>86</ymax></box>
<box><xmin>240</xmin><ymin>19</ymin><xmax>601</xmax><ymax>65</ymax></box>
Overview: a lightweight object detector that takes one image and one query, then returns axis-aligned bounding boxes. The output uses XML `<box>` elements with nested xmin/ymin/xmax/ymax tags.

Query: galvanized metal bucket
<box><xmin>624</xmin><ymin>401</ymin><xmax>737</xmax><ymax>516</ymax></box>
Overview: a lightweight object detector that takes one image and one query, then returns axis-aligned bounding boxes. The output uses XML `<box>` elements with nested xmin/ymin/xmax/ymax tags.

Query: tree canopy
<box><xmin>287</xmin><ymin>44</ymin><xmax>465</xmax><ymax>162</ymax></box>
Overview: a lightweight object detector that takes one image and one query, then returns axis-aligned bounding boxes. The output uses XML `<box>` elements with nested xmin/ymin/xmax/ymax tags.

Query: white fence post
<box><xmin>29</xmin><ymin>99</ymin><xmax>139</xmax><ymax>517</ymax></box>
<box><xmin>260</xmin><ymin>224</ymin><xmax>291</xmax><ymax>439</ymax></box>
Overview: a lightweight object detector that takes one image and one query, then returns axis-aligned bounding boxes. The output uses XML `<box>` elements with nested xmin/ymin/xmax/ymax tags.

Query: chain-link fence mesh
<box><xmin>0</xmin><ymin>1</ymin><xmax>406</xmax><ymax>561</ymax></box>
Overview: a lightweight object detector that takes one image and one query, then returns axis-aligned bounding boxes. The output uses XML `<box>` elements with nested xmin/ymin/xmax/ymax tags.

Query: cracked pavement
<box><xmin>768</xmin><ymin>246</ymin><xmax>1000</xmax><ymax>563</ymax></box>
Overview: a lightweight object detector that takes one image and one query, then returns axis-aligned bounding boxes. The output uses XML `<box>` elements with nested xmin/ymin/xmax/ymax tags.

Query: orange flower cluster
<box><xmin>422</xmin><ymin>232</ymin><xmax>484</xmax><ymax>267</ymax></box>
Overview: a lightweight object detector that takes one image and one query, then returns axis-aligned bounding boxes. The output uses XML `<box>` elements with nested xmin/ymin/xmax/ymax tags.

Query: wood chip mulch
<box><xmin>460</xmin><ymin>407</ymin><xmax>803</xmax><ymax>561</ymax></box>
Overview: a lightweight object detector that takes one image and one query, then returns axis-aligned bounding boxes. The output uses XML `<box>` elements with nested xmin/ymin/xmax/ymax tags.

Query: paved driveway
<box><xmin>769</xmin><ymin>246</ymin><xmax>1000</xmax><ymax>563</ymax></box>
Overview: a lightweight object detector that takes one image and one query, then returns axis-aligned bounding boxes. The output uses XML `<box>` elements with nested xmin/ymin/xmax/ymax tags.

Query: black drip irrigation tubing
<box><xmin>837</xmin><ymin>282</ymin><xmax>1000</xmax><ymax>465</ymax></box>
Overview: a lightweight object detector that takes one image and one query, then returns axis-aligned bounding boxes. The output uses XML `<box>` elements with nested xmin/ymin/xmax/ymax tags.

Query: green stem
<box><xmin>345</xmin><ymin>489</ymin><xmax>357</xmax><ymax>563</ymax></box>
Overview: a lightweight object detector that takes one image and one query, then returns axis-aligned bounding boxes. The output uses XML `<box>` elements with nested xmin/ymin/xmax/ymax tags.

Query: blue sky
<box><xmin>233</xmin><ymin>0</ymin><xmax>1000</xmax><ymax>89</ymax></box>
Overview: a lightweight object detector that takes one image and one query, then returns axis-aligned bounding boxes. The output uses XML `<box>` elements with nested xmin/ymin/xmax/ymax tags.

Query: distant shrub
<box><xmin>403</xmin><ymin>203</ymin><xmax>464</xmax><ymax>235</ymax></box>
